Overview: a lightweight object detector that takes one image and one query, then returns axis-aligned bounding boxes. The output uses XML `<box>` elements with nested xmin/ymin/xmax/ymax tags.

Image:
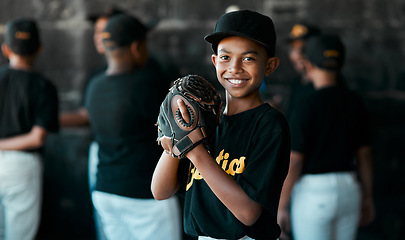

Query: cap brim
<box><xmin>204</xmin><ymin>31</ymin><xmax>270</xmax><ymax>50</ymax></box>
<box><xmin>87</xmin><ymin>14</ymin><xmax>101</xmax><ymax>23</ymax></box>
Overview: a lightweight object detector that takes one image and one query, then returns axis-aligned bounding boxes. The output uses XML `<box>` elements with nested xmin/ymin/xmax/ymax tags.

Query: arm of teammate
<box><xmin>151</xmin><ymin>151</ymin><xmax>182</xmax><ymax>200</ymax></box>
<box><xmin>59</xmin><ymin>107</ymin><xmax>90</xmax><ymax>127</ymax></box>
<box><xmin>356</xmin><ymin>145</ymin><xmax>375</xmax><ymax>226</ymax></box>
<box><xmin>278</xmin><ymin>151</ymin><xmax>304</xmax><ymax>239</ymax></box>
<box><xmin>0</xmin><ymin>126</ymin><xmax>48</xmax><ymax>150</ymax></box>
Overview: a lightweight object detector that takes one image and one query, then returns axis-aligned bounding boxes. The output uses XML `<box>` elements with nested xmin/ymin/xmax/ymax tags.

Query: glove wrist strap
<box><xmin>173</xmin><ymin>127</ymin><xmax>207</xmax><ymax>157</ymax></box>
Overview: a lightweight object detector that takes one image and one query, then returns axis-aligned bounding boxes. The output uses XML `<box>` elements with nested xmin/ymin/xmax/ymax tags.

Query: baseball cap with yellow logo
<box><xmin>304</xmin><ymin>34</ymin><xmax>345</xmax><ymax>72</ymax></box>
<box><xmin>287</xmin><ymin>23</ymin><xmax>320</xmax><ymax>42</ymax></box>
<box><xmin>5</xmin><ymin>18</ymin><xmax>40</xmax><ymax>55</ymax></box>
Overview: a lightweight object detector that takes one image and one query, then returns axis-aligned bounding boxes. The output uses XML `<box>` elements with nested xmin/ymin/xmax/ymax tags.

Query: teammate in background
<box><xmin>0</xmin><ymin>18</ymin><xmax>59</xmax><ymax>240</ymax></box>
<box><xmin>84</xmin><ymin>14</ymin><xmax>181</xmax><ymax>240</ymax></box>
<box><xmin>58</xmin><ymin>7</ymin><xmax>123</xmax><ymax>240</ymax></box>
<box><xmin>152</xmin><ymin>10</ymin><xmax>290</xmax><ymax>240</ymax></box>
<box><xmin>60</xmin><ymin>6</ymin><xmax>123</xmax><ymax>126</ymax></box>
<box><xmin>278</xmin><ymin>34</ymin><xmax>375</xmax><ymax>240</ymax></box>
<box><xmin>284</xmin><ymin>23</ymin><xmax>320</xmax><ymax>121</ymax></box>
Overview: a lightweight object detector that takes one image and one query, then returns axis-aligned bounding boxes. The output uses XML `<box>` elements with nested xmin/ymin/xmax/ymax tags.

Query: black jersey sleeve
<box><xmin>34</xmin><ymin>80</ymin><xmax>59</xmax><ymax>132</ymax></box>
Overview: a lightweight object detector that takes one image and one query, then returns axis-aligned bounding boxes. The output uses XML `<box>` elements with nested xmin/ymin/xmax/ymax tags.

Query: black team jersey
<box><xmin>85</xmin><ymin>59</ymin><xmax>169</xmax><ymax>199</ymax></box>
<box><xmin>0</xmin><ymin>66</ymin><xmax>59</xmax><ymax>152</ymax></box>
<box><xmin>180</xmin><ymin>103</ymin><xmax>290</xmax><ymax>239</ymax></box>
<box><xmin>290</xmin><ymin>85</ymin><xmax>371</xmax><ymax>174</ymax></box>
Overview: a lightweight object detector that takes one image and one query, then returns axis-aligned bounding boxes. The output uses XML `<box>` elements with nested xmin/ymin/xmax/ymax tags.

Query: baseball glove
<box><xmin>156</xmin><ymin>74</ymin><xmax>223</xmax><ymax>158</ymax></box>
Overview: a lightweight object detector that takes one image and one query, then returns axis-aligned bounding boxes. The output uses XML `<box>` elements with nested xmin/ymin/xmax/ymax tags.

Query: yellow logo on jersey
<box><xmin>186</xmin><ymin>149</ymin><xmax>246</xmax><ymax>190</ymax></box>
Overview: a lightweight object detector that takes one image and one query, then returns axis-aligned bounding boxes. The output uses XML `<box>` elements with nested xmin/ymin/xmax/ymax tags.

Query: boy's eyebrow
<box><xmin>242</xmin><ymin>50</ymin><xmax>259</xmax><ymax>55</ymax></box>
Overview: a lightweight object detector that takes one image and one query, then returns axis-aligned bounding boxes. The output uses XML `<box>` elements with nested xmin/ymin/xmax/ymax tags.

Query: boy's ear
<box><xmin>211</xmin><ymin>54</ymin><xmax>218</xmax><ymax>67</ymax></box>
<box><xmin>130</xmin><ymin>41</ymin><xmax>140</xmax><ymax>56</ymax></box>
<box><xmin>36</xmin><ymin>44</ymin><xmax>42</xmax><ymax>55</ymax></box>
<box><xmin>130</xmin><ymin>41</ymin><xmax>144</xmax><ymax>60</ymax></box>
<box><xmin>130</xmin><ymin>40</ymin><xmax>148</xmax><ymax>66</ymax></box>
<box><xmin>1</xmin><ymin>43</ymin><xmax>11</xmax><ymax>59</ymax></box>
<box><xmin>302</xmin><ymin>58</ymin><xmax>315</xmax><ymax>72</ymax></box>
<box><xmin>265</xmin><ymin>57</ymin><xmax>280</xmax><ymax>76</ymax></box>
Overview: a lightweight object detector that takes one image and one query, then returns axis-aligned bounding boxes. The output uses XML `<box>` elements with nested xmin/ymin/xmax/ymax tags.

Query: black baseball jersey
<box><xmin>84</xmin><ymin>58</ymin><xmax>169</xmax><ymax>198</ymax></box>
<box><xmin>290</xmin><ymin>85</ymin><xmax>371</xmax><ymax>174</ymax></box>
<box><xmin>0</xmin><ymin>66</ymin><xmax>59</xmax><ymax>151</ymax></box>
<box><xmin>182</xmin><ymin>103</ymin><xmax>290</xmax><ymax>239</ymax></box>
<box><xmin>80</xmin><ymin>64</ymin><xmax>107</xmax><ymax>107</ymax></box>
<box><xmin>286</xmin><ymin>76</ymin><xmax>314</xmax><ymax>123</ymax></box>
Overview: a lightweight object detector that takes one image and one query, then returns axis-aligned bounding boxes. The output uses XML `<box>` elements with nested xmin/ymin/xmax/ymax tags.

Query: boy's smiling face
<box><xmin>212</xmin><ymin>36</ymin><xmax>279</xmax><ymax>100</ymax></box>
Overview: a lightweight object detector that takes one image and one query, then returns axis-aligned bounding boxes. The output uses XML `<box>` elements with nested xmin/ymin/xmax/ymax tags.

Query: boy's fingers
<box><xmin>177</xmin><ymin>99</ymin><xmax>191</xmax><ymax>123</ymax></box>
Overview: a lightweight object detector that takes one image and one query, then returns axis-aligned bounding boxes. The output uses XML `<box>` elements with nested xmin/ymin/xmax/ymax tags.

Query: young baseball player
<box><xmin>0</xmin><ymin>18</ymin><xmax>59</xmax><ymax>240</ymax></box>
<box><xmin>152</xmin><ymin>10</ymin><xmax>290</xmax><ymax>240</ymax></box>
<box><xmin>278</xmin><ymin>34</ymin><xmax>375</xmax><ymax>240</ymax></box>
<box><xmin>84</xmin><ymin>13</ymin><xmax>181</xmax><ymax>240</ymax></box>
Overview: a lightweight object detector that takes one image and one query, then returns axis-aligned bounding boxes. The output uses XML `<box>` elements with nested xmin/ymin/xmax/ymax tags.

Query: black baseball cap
<box><xmin>287</xmin><ymin>23</ymin><xmax>320</xmax><ymax>42</ymax></box>
<box><xmin>87</xmin><ymin>6</ymin><xmax>124</xmax><ymax>23</ymax></box>
<box><xmin>5</xmin><ymin>18</ymin><xmax>40</xmax><ymax>56</ymax></box>
<box><xmin>101</xmin><ymin>13</ymin><xmax>148</xmax><ymax>49</ymax></box>
<box><xmin>304</xmin><ymin>34</ymin><xmax>345</xmax><ymax>72</ymax></box>
<box><xmin>204</xmin><ymin>10</ymin><xmax>277</xmax><ymax>57</ymax></box>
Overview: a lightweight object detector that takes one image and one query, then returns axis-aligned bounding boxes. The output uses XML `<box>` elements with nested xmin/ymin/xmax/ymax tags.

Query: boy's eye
<box><xmin>219</xmin><ymin>55</ymin><xmax>230</xmax><ymax>60</ymax></box>
<box><xmin>243</xmin><ymin>56</ymin><xmax>255</xmax><ymax>61</ymax></box>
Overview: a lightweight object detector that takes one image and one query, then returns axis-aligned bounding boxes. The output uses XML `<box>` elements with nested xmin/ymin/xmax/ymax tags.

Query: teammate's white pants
<box><xmin>92</xmin><ymin>191</ymin><xmax>181</xmax><ymax>240</ymax></box>
<box><xmin>198</xmin><ymin>236</ymin><xmax>255</xmax><ymax>240</ymax></box>
<box><xmin>291</xmin><ymin>172</ymin><xmax>361</xmax><ymax>240</ymax></box>
<box><xmin>0</xmin><ymin>150</ymin><xmax>42</xmax><ymax>240</ymax></box>
<box><xmin>88</xmin><ymin>142</ymin><xmax>107</xmax><ymax>240</ymax></box>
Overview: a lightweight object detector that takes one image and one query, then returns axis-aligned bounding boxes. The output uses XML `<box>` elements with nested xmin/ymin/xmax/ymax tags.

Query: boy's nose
<box><xmin>228</xmin><ymin>60</ymin><xmax>243</xmax><ymax>73</ymax></box>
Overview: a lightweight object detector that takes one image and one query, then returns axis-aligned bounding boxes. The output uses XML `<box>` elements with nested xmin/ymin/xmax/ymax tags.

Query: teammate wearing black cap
<box><xmin>284</xmin><ymin>23</ymin><xmax>320</xmax><ymax>121</ymax></box>
<box><xmin>60</xmin><ymin>6</ymin><xmax>124</xmax><ymax>127</ymax></box>
<box><xmin>0</xmin><ymin>18</ymin><xmax>59</xmax><ymax>240</ymax></box>
<box><xmin>59</xmin><ymin>7</ymin><xmax>124</xmax><ymax>240</ymax></box>
<box><xmin>152</xmin><ymin>10</ymin><xmax>290</xmax><ymax>240</ymax></box>
<box><xmin>278</xmin><ymin>34</ymin><xmax>375</xmax><ymax>240</ymax></box>
<box><xmin>84</xmin><ymin>14</ymin><xmax>180</xmax><ymax>240</ymax></box>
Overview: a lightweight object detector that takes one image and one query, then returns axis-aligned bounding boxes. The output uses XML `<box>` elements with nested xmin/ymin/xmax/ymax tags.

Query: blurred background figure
<box><xmin>59</xmin><ymin>6</ymin><xmax>123</xmax><ymax>240</ymax></box>
<box><xmin>278</xmin><ymin>34</ymin><xmax>375</xmax><ymax>240</ymax></box>
<box><xmin>60</xmin><ymin>5</ymin><xmax>123</xmax><ymax>127</ymax></box>
<box><xmin>0</xmin><ymin>18</ymin><xmax>59</xmax><ymax>240</ymax></box>
<box><xmin>284</xmin><ymin>23</ymin><xmax>320</xmax><ymax>121</ymax></box>
<box><xmin>84</xmin><ymin>13</ymin><xmax>181</xmax><ymax>240</ymax></box>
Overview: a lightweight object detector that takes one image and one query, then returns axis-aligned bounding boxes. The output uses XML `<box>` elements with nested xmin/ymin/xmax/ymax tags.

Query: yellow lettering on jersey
<box><xmin>186</xmin><ymin>165</ymin><xmax>202</xmax><ymax>191</ymax></box>
<box><xmin>186</xmin><ymin>149</ymin><xmax>246</xmax><ymax>190</ymax></box>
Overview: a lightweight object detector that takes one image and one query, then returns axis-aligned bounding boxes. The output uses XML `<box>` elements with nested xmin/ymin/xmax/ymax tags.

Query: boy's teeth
<box><xmin>228</xmin><ymin>79</ymin><xmax>244</xmax><ymax>84</ymax></box>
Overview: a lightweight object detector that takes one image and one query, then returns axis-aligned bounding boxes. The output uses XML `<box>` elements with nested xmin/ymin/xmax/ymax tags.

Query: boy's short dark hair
<box><xmin>304</xmin><ymin>34</ymin><xmax>345</xmax><ymax>72</ymax></box>
<box><xmin>204</xmin><ymin>10</ymin><xmax>276</xmax><ymax>57</ymax></box>
<box><xmin>102</xmin><ymin>13</ymin><xmax>148</xmax><ymax>50</ymax></box>
<box><xmin>5</xmin><ymin>18</ymin><xmax>40</xmax><ymax>56</ymax></box>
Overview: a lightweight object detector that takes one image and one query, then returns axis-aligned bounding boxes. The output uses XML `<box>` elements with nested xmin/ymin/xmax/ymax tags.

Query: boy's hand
<box><xmin>359</xmin><ymin>195</ymin><xmax>375</xmax><ymax>226</ymax></box>
<box><xmin>278</xmin><ymin>208</ymin><xmax>292</xmax><ymax>240</ymax></box>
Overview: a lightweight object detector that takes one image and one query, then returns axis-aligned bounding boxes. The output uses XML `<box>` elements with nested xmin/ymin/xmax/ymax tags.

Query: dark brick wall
<box><xmin>0</xmin><ymin>0</ymin><xmax>404</xmax><ymax>239</ymax></box>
